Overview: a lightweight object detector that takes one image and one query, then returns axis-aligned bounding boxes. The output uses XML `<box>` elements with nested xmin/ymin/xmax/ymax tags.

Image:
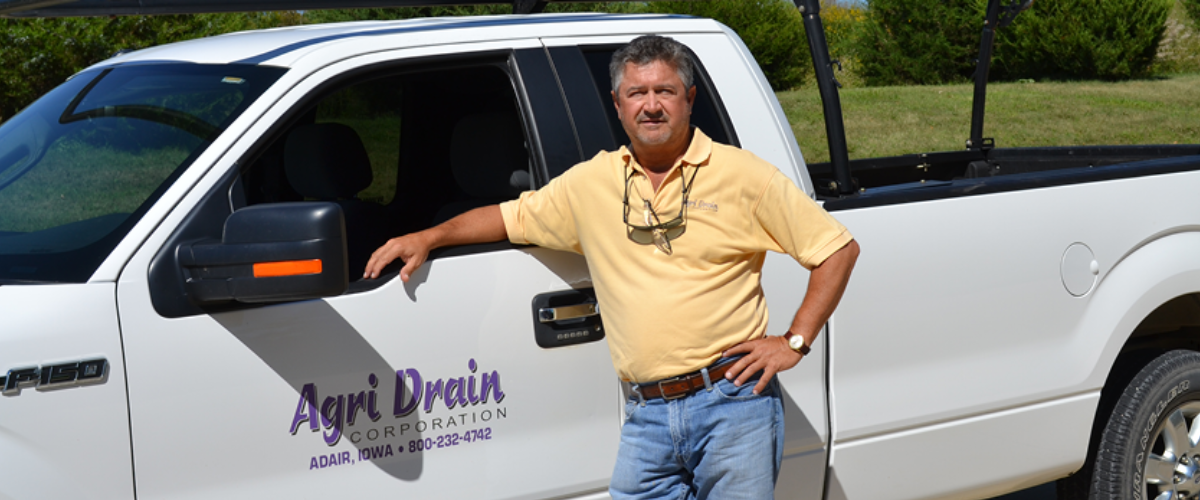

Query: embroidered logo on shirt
<box><xmin>686</xmin><ymin>199</ymin><xmax>719</xmax><ymax>212</ymax></box>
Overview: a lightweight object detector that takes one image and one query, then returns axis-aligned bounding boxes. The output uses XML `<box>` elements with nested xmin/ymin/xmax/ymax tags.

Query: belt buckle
<box><xmin>657</xmin><ymin>375</ymin><xmax>689</xmax><ymax>400</ymax></box>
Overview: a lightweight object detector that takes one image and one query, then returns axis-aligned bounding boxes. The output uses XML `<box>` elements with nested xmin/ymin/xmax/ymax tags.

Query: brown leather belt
<box><xmin>636</xmin><ymin>361</ymin><xmax>737</xmax><ymax>401</ymax></box>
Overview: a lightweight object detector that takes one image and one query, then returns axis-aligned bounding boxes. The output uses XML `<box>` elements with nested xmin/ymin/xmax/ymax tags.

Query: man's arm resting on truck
<box><xmin>363</xmin><ymin>205</ymin><xmax>507</xmax><ymax>282</ymax></box>
<box><xmin>724</xmin><ymin>239</ymin><xmax>860</xmax><ymax>394</ymax></box>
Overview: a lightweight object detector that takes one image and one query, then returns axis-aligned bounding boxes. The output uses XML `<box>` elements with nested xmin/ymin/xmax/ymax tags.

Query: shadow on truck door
<box><xmin>213</xmin><ymin>300</ymin><xmax>425</xmax><ymax>481</ymax></box>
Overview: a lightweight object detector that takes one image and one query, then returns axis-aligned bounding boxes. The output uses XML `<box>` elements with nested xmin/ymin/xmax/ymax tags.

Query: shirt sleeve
<box><xmin>753</xmin><ymin>170</ymin><xmax>853</xmax><ymax>269</ymax></box>
<box><xmin>499</xmin><ymin>170</ymin><xmax>584</xmax><ymax>254</ymax></box>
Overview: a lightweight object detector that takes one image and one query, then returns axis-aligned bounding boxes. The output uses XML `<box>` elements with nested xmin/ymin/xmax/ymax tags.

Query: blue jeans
<box><xmin>610</xmin><ymin>371</ymin><xmax>784</xmax><ymax>500</ymax></box>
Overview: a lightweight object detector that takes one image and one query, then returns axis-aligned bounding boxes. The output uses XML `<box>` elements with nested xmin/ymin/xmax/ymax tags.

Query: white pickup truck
<box><xmin>4</xmin><ymin>1</ymin><xmax>1200</xmax><ymax>499</ymax></box>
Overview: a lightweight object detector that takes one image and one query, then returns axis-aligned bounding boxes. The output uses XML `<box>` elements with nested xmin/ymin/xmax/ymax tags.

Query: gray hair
<box><xmin>609</xmin><ymin>35</ymin><xmax>696</xmax><ymax>93</ymax></box>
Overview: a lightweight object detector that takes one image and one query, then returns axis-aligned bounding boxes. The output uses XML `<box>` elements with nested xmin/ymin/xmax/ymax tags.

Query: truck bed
<box><xmin>809</xmin><ymin>145</ymin><xmax>1200</xmax><ymax>209</ymax></box>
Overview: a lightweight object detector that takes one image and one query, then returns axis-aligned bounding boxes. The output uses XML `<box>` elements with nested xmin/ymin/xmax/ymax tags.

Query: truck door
<box><xmin>117</xmin><ymin>44</ymin><xmax>619</xmax><ymax>499</ymax></box>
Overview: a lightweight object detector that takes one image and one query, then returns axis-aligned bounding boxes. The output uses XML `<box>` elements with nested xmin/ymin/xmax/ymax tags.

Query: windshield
<box><xmin>0</xmin><ymin>63</ymin><xmax>286</xmax><ymax>284</ymax></box>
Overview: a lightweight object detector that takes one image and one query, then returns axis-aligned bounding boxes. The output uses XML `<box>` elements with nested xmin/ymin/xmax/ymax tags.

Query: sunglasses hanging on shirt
<box><xmin>623</xmin><ymin>160</ymin><xmax>700</xmax><ymax>255</ymax></box>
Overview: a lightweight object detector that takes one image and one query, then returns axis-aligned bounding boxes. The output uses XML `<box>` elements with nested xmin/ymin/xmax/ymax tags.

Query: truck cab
<box><xmin>0</xmin><ymin>15</ymin><xmax>829</xmax><ymax>499</ymax></box>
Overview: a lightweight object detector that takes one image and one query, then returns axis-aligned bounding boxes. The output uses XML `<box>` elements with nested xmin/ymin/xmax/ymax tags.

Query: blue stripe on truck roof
<box><xmin>234</xmin><ymin>14</ymin><xmax>691</xmax><ymax>65</ymax></box>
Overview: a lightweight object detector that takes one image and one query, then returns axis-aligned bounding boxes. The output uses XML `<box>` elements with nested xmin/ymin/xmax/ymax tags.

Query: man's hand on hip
<box><xmin>722</xmin><ymin>336</ymin><xmax>802</xmax><ymax>395</ymax></box>
<box><xmin>721</xmin><ymin>240</ymin><xmax>858</xmax><ymax>394</ymax></box>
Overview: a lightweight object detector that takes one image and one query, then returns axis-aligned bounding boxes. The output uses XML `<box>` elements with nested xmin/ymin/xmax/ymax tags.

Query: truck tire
<box><xmin>1088</xmin><ymin>349</ymin><xmax>1200</xmax><ymax>500</ymax></box>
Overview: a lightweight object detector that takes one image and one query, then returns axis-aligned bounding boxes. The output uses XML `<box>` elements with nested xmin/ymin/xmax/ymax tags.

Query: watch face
<box><xmin>788</xmin><ymin>334</ymin><xmax>805</xmax><ymax>350</ymax></box>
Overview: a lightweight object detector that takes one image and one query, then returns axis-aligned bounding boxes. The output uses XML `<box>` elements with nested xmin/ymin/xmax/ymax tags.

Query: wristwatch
<box><xmin>783</xmin><ymin>331</ymin><xmax>811</xmax><ymax>355</ymax></box>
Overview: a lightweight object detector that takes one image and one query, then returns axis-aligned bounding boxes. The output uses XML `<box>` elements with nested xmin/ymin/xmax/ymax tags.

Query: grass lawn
<box><xmin>779</xmin><ymin>73</ymin><xmax>1200</xmax><ymax>164</ymax></box>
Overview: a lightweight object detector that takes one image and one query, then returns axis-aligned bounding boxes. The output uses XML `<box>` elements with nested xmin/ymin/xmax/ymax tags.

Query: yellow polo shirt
<box><xmin>500</xmin><ymin>129</ymin><xmax>852</xmax><ymax>382</ymax></box>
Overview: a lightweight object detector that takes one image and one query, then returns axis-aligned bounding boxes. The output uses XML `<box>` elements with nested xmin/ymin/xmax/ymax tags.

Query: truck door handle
<box><xmin>531</xmin><ymin>288</ymin><xmax>604</xmax><ymax>349</ymax></box>
<box><xmin>538</xmin><ymin>303</ymin><xmax>599</xmax><ymax>323</ymax></box>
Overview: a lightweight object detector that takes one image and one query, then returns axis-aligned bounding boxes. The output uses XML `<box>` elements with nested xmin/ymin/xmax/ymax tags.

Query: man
<box><xmin>364</xmin><ymin>35</ymin><xmax>858</xmax><ymax>499</ymax></box>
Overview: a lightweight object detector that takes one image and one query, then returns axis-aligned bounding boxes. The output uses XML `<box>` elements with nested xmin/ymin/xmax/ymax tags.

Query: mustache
<box><xmin>636</xmin><ymin>110</ymin><xmax>666</xmax><ymax>121</ymax></box>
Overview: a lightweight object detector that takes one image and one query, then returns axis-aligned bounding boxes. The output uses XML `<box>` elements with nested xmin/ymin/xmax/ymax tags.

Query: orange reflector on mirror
<box><xmin>253</xmin><ymin>259</ymin><xmax>322</xmax><ymax>278</ymax></box>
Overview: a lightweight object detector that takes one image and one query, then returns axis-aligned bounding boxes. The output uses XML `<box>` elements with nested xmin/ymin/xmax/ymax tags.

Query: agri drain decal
<box><xmin>289</xmin><ymin>359</ymin><xmax>507</xmax><ymax>471</ymax></box>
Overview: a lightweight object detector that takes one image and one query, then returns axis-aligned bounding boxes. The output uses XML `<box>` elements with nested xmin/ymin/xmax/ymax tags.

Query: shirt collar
<box><xmin>619</xmin><ymin>127</ymin><xmax>714</xmax><ymax>174</ymax></box>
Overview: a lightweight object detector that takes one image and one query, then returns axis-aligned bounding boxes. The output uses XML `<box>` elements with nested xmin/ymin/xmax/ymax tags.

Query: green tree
<box><xmin>992</xmin><ymin>0</ymin><xmax>1172</xmax><ymax>80</ymax></box>
<box><xmin>1183</xmin><ymin>0</ymin><xmax>1200</xmax><ymax>28</ymax></box>
<box><xmin>0</xmin><ymin>12</ymin><xmax>300</xmax><ymax>120</ymax></box>
<box><xmin>646</xmin><ymin>0</ymin><xmax>813</xmax><ymax>91</ymax></box>
<box><xmin>542</xmin><ymin>2</ymin><xmax>647</xmax><ymax>13</ymax></box>
<box><xmin>853</xmin><ymin>0</ymin><xmax>1173</xmax><ymax>85</ymax></box>
<box><xmin>853</xmin><ymin>0</ymin><xmax>984</xmax><ymax>86</ymax></box>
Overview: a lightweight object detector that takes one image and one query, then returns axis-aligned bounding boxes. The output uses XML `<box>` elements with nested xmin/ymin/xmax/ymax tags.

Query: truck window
<box><xmin>240</xmin><ymin>63</ymin><xmax>531</xmax><ymax>277</ymax></box>
<box><xmin>0</xmin><ymin>63</ymin><xmax>285</xmax><ymax>284</ymax></box>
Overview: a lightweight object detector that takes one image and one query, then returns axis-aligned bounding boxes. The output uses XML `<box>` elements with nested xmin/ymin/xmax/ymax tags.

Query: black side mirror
<box><xmin>179</xmin><ymin>202</ymin><xmax>348</xmax><ymax>304</ymax></box>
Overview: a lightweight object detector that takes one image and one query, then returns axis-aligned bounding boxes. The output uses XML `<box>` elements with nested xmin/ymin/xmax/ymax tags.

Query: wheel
<box><xmin>1088</xmin><ymin>350</ymin><xmax>1200</xmax><ymax>500</ymax></box>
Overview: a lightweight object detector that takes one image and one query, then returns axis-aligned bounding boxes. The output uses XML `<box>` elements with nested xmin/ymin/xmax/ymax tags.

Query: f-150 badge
<box><xmin>1</xmin><ymin>358</ymin><xmax>108</xmax><ymax>395</ymax></box>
